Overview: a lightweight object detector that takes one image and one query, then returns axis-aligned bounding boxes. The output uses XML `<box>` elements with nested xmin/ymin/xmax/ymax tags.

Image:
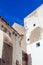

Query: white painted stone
<box><xmin>0</xmin><ymin>30</ymin><xmax>3</xmax><ymax>58</ymax></box>
<box><xmin>24</xmin><ymin>4</ymin><xmax>43</xmax><ymax>65</ymax></box>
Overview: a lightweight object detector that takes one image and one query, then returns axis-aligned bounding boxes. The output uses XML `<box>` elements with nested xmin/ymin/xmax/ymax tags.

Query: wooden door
<box><xmin>2</xmin><ymin>43</ymin><xmax>13</xmax><ymax>65</ymax></box>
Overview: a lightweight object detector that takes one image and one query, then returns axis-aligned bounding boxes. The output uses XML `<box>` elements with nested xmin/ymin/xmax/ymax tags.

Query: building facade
<box><xmin>12</xmin><ymin>23</ymin><xmax>26</xmax><ymax>52</ymax></box>
<box><xmin>24</xmin><ymin>4</ymin><xmax>43</xmax><ymax>65</ymax></box>
<box><xmin>0</xmin><ymin>17</ymin><xmax>23</xmax><ymax>65</ymax></box>
<box><xmin>12</xmin><ymin>23</ymin><xmax>28</xmax><ymax>65</ymax></box>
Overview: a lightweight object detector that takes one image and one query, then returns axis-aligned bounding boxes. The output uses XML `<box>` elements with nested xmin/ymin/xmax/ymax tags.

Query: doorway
<box><xmin>1</xmin><ymin>43</ymin><xmax>13</xmax><ymax>65</ymax></box>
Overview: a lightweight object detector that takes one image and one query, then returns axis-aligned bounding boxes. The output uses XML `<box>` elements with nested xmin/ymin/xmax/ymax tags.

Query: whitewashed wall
<box><xmin>24</xmin><ymin>4</ymin><xmax>43</xmax><ymax>44</ymax></box>
<box><xmin>24</xmin><ymin>4</ymin><xmax>43</xmax><ymax>65</ymax></box>
<box><xmin>0</xmin><ymin>30</ymin><xmax>3</xmax><ymax>58</ymax></box>
<box><xmin>27</xmin><ymin>39</ymin><xmax>43</xmax><ymax>65</ymax></box>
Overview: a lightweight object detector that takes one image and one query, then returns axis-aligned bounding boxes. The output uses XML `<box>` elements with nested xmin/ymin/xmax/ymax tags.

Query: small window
<box><xmin>15</xmin><ymin>34</ymin><xmax>17</xmax><ymax>36</ymax></box>
<box><xmin>27</xmin><ymin>38</ymin><xmax>29</xmax><ymax>41</ymax></box>
<box><xmin>1</xmin><ymin>25</ymin><xmax>4</xmax><ymax>28</ymax></box>
<box><xmin>36</xmin><ymin>42</ymin><xmax>40</xmax><ymax>47</ymax></box>
<box><xmin>33</xmin><ymin>24</ymin><xmax>36</xmax><ymax>26</ymax></box>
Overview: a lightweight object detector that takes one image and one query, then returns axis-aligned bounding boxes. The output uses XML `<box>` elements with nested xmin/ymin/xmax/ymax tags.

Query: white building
<box><xmin>0</xmin><ymin>17</ymin><xmax>23</xmax><ymax>65</ymax></box>
<box><xmin>24</xmin><ymin>4</ymin><xmax>43</xmax><ymax>65</ymax></box>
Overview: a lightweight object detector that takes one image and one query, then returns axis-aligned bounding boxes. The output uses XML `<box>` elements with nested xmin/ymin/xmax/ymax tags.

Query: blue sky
<box><xmin>0</xmin><ymin>0</ymin><xmax>43</xmax><ymax>26</ymax></box>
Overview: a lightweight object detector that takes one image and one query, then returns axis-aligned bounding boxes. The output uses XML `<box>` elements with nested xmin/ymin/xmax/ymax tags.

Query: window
<box><xmin>27</xmin><ymin>38</ymin><xmax>30</xmax><ymax>41</ymax></box>
<box><xmin>36</xmin><ymin>42</ymin><xmax>40</xmax><ymax>47</ymax></box>
<box><xmin>1</xmin><ymin>25</ymin><xmax>4</xmax><ymax>28</ymax></box>
<box><xmin>33</xmin><ymin>24</ymin><xmax>36</xmax><ymax>26</ymax></box>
